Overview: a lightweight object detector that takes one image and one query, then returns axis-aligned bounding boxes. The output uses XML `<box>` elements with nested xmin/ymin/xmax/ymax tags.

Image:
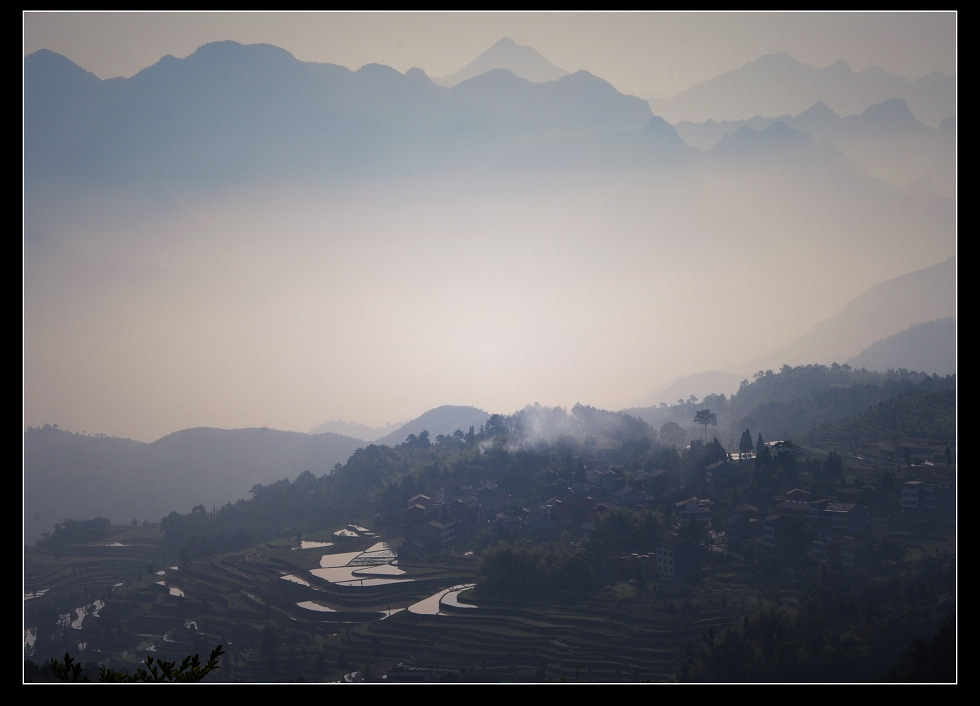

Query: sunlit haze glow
<box><xmin>23</xmin><ymin>12</ymin><xmax>956</xmax><ymax>442</ymax></box>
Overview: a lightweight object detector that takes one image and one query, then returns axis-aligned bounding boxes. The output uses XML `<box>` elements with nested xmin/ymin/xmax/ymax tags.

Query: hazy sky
<box><xmin>23</xmin><ymin>11</ymin><xmax>956</xmax><ymax>442</ymax></box>
<box><xmin>24</xmin><ymin>11</ymin><xmax>956</xmax><ymax>99</ymax></box>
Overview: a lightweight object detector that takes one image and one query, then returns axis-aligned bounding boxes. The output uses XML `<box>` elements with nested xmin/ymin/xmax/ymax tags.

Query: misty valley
<box><xmin>24</xmin><ymin>365</ymin><xmax>955</xmax><ymax>682</ymax></box>
<box><xmin>23</xmin><ymin>38</ymin><xmax>955</xmax><ymax>444</ymax></box>
<box><xmin>24</xmin><ymin>33</ymin><xmax>955</xmax><ymax>683</ymax></box>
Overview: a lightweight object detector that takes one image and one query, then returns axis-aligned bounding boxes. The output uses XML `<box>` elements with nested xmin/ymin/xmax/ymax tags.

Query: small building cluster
<box><xmin>398</xmin><ymin>454</ymin><xmax>955</xmax><ymax>581</ymax></box>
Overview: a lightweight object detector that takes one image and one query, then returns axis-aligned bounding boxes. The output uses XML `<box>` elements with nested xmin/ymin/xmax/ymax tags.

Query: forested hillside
<box><xmin>628</xmin><ymin>365</ymin><xmax>954</xmax><ymax>460</ymax></box>
<box><xmin>24</xmin><ymin>364</ymin><xmax>955</xmax><ymax>682</ymax></box>
<box><xmin>119</xmin><ymin>366</ymin><xmax>952</xmax><ymax>564</ymax></box>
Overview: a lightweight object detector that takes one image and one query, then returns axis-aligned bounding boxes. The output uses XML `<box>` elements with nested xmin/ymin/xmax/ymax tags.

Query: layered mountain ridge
<box><xmin>23</xmin><ymin>38</ymin><xmax>956</xmax><ymax>543</ymax></box>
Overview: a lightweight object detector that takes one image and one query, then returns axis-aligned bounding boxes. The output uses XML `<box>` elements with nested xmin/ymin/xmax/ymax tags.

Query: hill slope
<box><xmin>732</xmin><ymin>258</ymin><xmax>955</xmax><ymax>378</ymax></box>
<box><xmin>847</xmin><ymin>318</ymin><xmax>955</xmax><ymax>375</ymax></box>
<box><xmin>23</xmin><ymin>426</ymin><xmax>363</xmax><ymax>546</ymax></box>
<box><xmin>375</xmin><ymin>405</ymin><xmax>491</xmax><ymax>446</ymax></box>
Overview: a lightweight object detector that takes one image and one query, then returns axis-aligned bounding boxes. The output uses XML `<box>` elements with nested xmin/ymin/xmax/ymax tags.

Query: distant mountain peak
<box><xmin>130</xmin><ymin>39</ymin><xmax>301</xmax><ymax>84</ymax></box>
<box><xmin>756</xmin><ymin>51</ymin><xmax>800</xmax><ymax>65</ymax></box>
<box><xmin>860</xmin><ymin>97</ymin><xmax>916</xmax><ymax>121</ymax></box>
<box><xmin>712</xmin><ymin>120</ymin><xmax>811</xmax><ymax>156</ymax></box>
<box><xmin>24</xmin><ymin>48</ymin><xmax>102</xmax><ymax>87</ymax></box>
<box><xmin>190</xmin><ymin>39</ymin><xmax>295</xmax><ymax>60</ymax></box>
<box><xmin>491</xmin><ymin>37</ymin><xmax>520</xmax><ymax>49</ymax></box>
<box><xmin>797</xmin><ymin>100</ymin><xmax>840</xmax><ymax>120</ymax></box>
<box><xmin>649</xmin><ymin>50</ymin><xmax>952</xmax><ymax>128</ymax></box>
<box><xmin>433</xmin><ymin>36</ymin><xmax>570</xmax><ymax>87</ymax></box>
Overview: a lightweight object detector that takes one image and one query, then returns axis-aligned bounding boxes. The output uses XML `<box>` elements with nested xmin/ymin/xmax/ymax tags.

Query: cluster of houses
<box><xmin>901</xmin><ymin>478</ymin><xmax>956</xmax><ymax>518</ymax></box>
<box><xmin>397</xmin><ymin>457</ymin><xmax>955</xmax><ymax>583</ymax></box>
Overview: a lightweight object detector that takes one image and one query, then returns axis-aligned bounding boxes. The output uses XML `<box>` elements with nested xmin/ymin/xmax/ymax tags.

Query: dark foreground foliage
<box><xmin>45</xmin><ymin>645</ymin><xmax>224</xmax><ymax>683</ymax></box>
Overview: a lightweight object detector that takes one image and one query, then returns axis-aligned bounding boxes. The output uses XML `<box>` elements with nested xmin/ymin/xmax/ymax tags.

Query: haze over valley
<box><xmin>23</xmin><ymin>23</ymin><xmax>955</xmax><ymax>448</ymax></box>
<box><xmin>22</xmin><ymin>15</ymin><xmax>957</xmax><ymax>683</ymax></box>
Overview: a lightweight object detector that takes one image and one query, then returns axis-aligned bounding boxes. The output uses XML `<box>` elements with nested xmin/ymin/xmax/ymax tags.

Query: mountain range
<box><xmin>23</xmin><ymin>40</ymin><xmax>657</xmax><ymax>186</ymax></box>
<box><xmin>674</xmin><ymin>98</ymin><xmax>954</xmax><ymax>198</ymax></box>
<box><xmin>23</xmin><ymin>425</ymin><xmax>360</xmax><ymax>546</ymax></box>
<box><xmin>648</xmin><ymin>50</ymin><xmax>954</xmax><ymax>128</ymax></box>
<box><xmin>432</xmin><ymin>39</ymin><xmax>954</xmax><ymax>132</ymax></box>
<box><xmin>23</xmin><ymin>37</ymin><xmax>955</xmax><ymax>526</ymax></box>
<box><xmin>23</xmin><ymin>39</ymin><xmax>954</xmax><ymax>192</ymax></box>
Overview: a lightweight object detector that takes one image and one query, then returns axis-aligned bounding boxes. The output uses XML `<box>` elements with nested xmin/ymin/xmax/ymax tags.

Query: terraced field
<box><xmin>25</xmin><ymin>526</ymin><xmax>779</xmax><ymax>682</ymax></box>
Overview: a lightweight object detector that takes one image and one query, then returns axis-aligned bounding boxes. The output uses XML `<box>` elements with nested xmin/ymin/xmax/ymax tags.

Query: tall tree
<box><xmin>738</xmin><ymin>429</ymin><xmax>754</xmax><ymax>459</ymax></box>
<box><xmin>693</xmin><ymin>409</ymin><xmax>717</xmax><ymax>445</ymax></box>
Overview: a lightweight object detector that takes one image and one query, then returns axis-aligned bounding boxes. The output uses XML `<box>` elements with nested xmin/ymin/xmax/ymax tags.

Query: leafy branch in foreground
<box><xmin>49</xmin><ymin>644</ymin><xmax>224</xmax><ymax>683</ymax></box>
